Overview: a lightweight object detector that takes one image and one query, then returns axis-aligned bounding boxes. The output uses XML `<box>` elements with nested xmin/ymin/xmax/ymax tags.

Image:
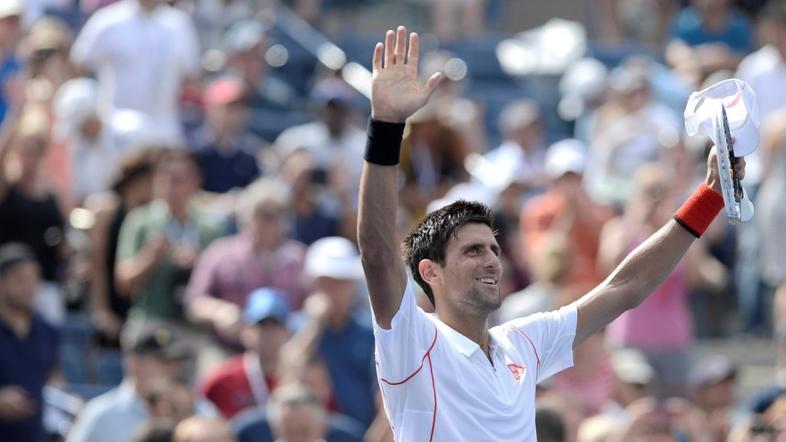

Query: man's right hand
<box><xmin>0</xmin><ymin>386</ymin><xmax>37</xmax><ymax>421</ymax></box>
<box><xmin>371</xmin><ymin>26</ymin><xmax>442</xmax><ymax>123</ymax></box>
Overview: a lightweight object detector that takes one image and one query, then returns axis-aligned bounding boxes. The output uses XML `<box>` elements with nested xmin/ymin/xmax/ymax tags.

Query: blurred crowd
<box><xmin>2</xmin><ymin>0</ymin><xmax>786</xmax><ymax>441</ymax></box>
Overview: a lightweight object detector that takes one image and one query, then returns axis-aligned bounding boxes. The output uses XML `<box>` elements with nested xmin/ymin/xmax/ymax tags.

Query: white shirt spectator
<box><xmin>373</xmin><ymin>279</ymin><xmax>576</xmax><ymax>442</ymax></box>
<box><xmin>737</xmin><ymin>45</ymin><xmax>786</xmax><ymax>122</ymax></box>
<box><xmin>275</xmin><ymin>121</ymin><xmax>366</xmax><ymax>174</ymax></box>
<box><xmin>70</xmin><ymin>0</ymin><xmax>199</xmax><ymax>144</ymax></box>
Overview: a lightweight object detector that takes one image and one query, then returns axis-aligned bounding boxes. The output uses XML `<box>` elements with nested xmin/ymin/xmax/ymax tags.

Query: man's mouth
<box><xmin>475</xmin><ymin>277</ymin><xmax>498</xmax><ymax>286</ymax></box>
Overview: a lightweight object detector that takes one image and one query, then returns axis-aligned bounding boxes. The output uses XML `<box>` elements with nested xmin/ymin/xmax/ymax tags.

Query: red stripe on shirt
<box><xmin>379</xmin><ymin>323</ymin><xmax>439</xmax><ymax>385</ymax></box>
<box><xmin>509</xmin><ymin>325</ymin><xmax>541</xmax><ymax>367</ymax></box>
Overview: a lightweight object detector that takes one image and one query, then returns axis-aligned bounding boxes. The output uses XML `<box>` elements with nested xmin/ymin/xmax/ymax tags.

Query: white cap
<box><xmin>305</xmin><ymin>237</ymin><xmax>363</xmax><ymax>281</ymax></box>
<box><xmin>53</xmin><ymin>78</ymin><xmax>98</xmax><ymax>128</ymax></box>
<box><xmin>684</xmin><ymin>78</ymin><xmax>760</xmax><ymax>156</ymax></box>
<box><xmin>611</xmin><ymin>349</ymin><xmax>654</xmax><ymax>385</ymax></box>
<box><xmin>544</xmin><ymin>139</ymin><xmax>587</xmax><ymax>178</ymax></box>
<box><xmin>0</xmin><ymin>0</ymin><xmax>22</xmax><ymax>20</ymax></box>
<box><xmin>558</xmin><ymin>58</ymin><xmax>608</xmax><ymax>121</ymax></box>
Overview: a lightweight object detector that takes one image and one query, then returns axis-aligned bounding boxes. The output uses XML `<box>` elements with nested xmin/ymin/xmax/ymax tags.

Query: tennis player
<box><xmin>357</xmin><ymin>25</ymin><xmax>744</xmax><ymax>441</ymax></box>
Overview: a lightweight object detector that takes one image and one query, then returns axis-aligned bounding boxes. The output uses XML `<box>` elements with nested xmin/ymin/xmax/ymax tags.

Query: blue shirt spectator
<box><xmin>0</xmin><ymin>56</ymin><xmax>20</xmax><ymax>124</ymax></box>
<box><xmin>670</xmin><ymin>5</ymin><xmax>753</xmax><ymax>54</ymax></box>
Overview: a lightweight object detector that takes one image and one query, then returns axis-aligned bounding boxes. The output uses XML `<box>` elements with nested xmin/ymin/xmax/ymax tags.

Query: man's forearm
<box><xmin>357</xmin><ymin>121</ymin><xmax>408</xmax><ymax>327</ymax></box>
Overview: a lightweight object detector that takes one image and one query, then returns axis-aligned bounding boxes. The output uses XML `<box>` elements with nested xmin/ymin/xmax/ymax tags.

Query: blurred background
<box><xmin>1</xmin><ymin>0</ymin><xmax>786</xmax><ymax>440</ymax></box>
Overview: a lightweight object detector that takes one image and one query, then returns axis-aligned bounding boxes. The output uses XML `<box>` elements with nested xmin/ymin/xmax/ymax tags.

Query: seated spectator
<box><xmin>0</xmin><ymin>243</ymin><xmax>59</xmax><ymax>442</ymax></box>
<box><xmin>666</xmin><ymin>0</ymin><xmax>753</xmax><ymax>84</ymax></box>
<box><xmin>520</xmin><ymin>139</ymin><xmax>610</xmax><ymax>288</ymax></box>
<box><xmin>193</xmin><ymin>76</ymin><xmax>262</xmax><ymax>194</ymax></box>
<box><xmin>689</xmin><ymin>355</ymin><xmax>737</xmax><ymax>441</ymax></box>
<box><xmin>86</xmin><ymin>149</ymin><xmax>157</xmax><ymax>347</ymax></box>
<box><xmin>173</xmin><ymin>416</ymin><xmax>236</xmax><ymax>442</ymax></box>
<box><xmin>279</xmin><ymin>150</ymin><xmax>343</xmax><ymax>245</ymax></box>
<box><xmin>115</xmin><ymin>150</ymin><xmax>227</xmax><ymax>323</ymax></box>
<box><xmin>232</xmin><ymin>356</ymin><xmax>364</xmax><ymax>442</ymax></box>
<box><xmin>200</xmin><ymin>288</ymin><xmax>291</xmax><ymax>419</ymax></box>
<box><xmin>0</xmin><ymin>106</ymin><xmax>68</xmax><ymax>324</ymax></box>
<box><xmin>67</xmin><ymin>321</ymin><xmax>214</xmax><ymax>442</ymax></box>
<box><xmin>274</xmin><ymin>77</ymin><xmax>366</xmax><ymax>201</ymax></box>
<box><xmin>281</xmin><ymin>237</ymin><xmax>376</xmax><ymax>428</ymax></box>
<box><xmin>186</xmin><ymin>178</ymin><xmax>307</xmax><ymax>340</ymax></box>
<box><xmin>235</xmin><ymin>384</ymin><xmax>341</xmax><ymax>442</ymax></box>
<box><xmin>20</xmin><ymin>16</ymin><xmax>74</xmax><ymax>107</ymax></box>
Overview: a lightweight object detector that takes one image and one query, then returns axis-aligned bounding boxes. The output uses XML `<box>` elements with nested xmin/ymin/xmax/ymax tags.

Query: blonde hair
<box><xmin>236</xmin><ymin>177</ymin><xmax>292</xmax><ymax>225</ymax></box>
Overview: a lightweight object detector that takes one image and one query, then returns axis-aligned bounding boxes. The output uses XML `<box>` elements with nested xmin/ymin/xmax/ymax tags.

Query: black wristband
<box><xmin>364</xmin><ymin>119</ymin><xmax>405</xmax><ymax>166</ymax></box>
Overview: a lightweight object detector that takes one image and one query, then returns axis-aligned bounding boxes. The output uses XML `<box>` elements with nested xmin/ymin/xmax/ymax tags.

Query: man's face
<box><xmin>0</xmin><ymin>14</ymin><xmax>20</xmax><ymax>47</ymax></box>
<box><xmin>314</xmin><ymin>276</ymin><xmax>357</xmax><ymax>319</ymax></box>
<box><xmin>433</xmin><ymin>223</ymin><xmax>503</xmax><ymax>314</ymax></box>
<box><xmin>273</xmin><ymin>404</ymin><xmax>327</xmax><ymax>442</ymax></box>
<box><xmin>0</xmin><ymin>261</ymin><xmax>39</xmax><ymax>312</ymax></box>
<box><xmin>154</xmin><ymin>158</ymin><xmax>199</xmax><ymax>204</ymax></box>
<box><xmin>134</xmin><ymin>353</ymin><xmax>184</xmax><ymax>392</ymax></box>
<box><xmin>243</xmin><ymin>319</ymin><xmax>289</xmax><ymax>361</ymax></box>
<box><xmin>207</xmin><ymin>101</ymin><xmax>248</xmax><ymax>137</ymax></box>
<box><xmin>250</xmin><ymin>203</ymin><xmax>285</xmax><ymax>246</ymax></box>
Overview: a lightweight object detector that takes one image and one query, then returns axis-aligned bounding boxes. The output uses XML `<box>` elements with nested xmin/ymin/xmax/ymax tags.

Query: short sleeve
<box><xmin>372</xmin><ymin>279</ymin><xmax>437</xmax><ymax>382</ymax></box>
<box><xmin>115</xmin><ymin>208</ymin><xmax>146</xmax><ymax>262</ymax></box>
<box><xmin>503</xmin><ymin>304</ymin><xmax>577</xmax><ymax>382</ymax></box>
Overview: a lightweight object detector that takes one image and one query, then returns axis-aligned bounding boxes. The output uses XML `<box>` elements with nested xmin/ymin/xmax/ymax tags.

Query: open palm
<box><xmin>371</xmin><ymin>26</ymin><xmax>442</xmax><ymax>123</ymax></box>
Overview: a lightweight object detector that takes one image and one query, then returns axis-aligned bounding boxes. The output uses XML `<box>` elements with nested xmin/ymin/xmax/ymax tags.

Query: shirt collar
<box><xmin>432</xmin><ymin>317</ymin><xmax>482</xmax><ymax>358</ymax></box>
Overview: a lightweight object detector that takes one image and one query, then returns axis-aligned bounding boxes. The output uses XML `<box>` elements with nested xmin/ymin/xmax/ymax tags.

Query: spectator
<box><xmin>737</xmin><ymin>2</ymin><xmax>786</xmax><ymax>123</ymax></box>
<box><xmin>689</xmin><ymin>354</ymin><xmax>738</xmax><ymax>441</ymax></box>
<box><xmin>199</xmin><ymin>288</ymin><xmax>290</xmax><ymax>419</ymax></box>
<box><xmin>588</xmin><ymin>63</ymin><xmax>680</xmax><ymax>204</ymax></box>
<box><xmin>667</xmin><ymin>0</ymin><xmax>753</xmax><ymax>84</ymax></box>
<box><xmin>267</xmin><ymin>384</ymin><xmax>329</xmax><ymax>442</ymax></box>
<box><xmin>0</xmin><ymin>0</ymin><xmax>21</xmax><ymax>125</ymax></box>
<box><xmin>193</xmin><ymin>76</ymin><xmax>262</xmax><ymax>194</ymax></box>
<box><xmin>600</xmin><ymin>164</ymin><xmax>727</xmax><ymax>398</ymax></box>
<box><xmin>86</xmin><ymin>149</ymin><xmax>157</xmax><ymax>347</ymax></box>
<box><xmin>143</xmin><ymin>377</ymin><xmax>197</xmax><ymax>425</ymax></box>
<box><xmin>0</xmin><ymin>106</ymin><xmax>68</xmax><ymax>324</ymax></box>
<box><xmin>220</xmin><ymin>20</ymin><xmax>295</xmax><ymax>117</ymax></box>
<box><xmin>279</xmin><ymin>150</ymin><xmax>343</xmax><ymax>245</ymax></box>
<box><xmin>232</xmin><ymin>354</ymin><xmax>365</xmax><ymax>442</ymax></box>
<box><xmin>67</xmin><ymin>321</ymin><xmax>215</xmax><ymax>442</ymax></box>
<box><xmin>173</xmin><ymin>416</ymin><xmax>236</xmax><ymax>442</ymax></box>
<box><xmin>497</xmin><ymin>233</ymin><xmax>571</xmax><ymax>323</ymax></box>
<box><xmin>21</xmin><ymin>17</ymin><xmax>74</xmax><ymax>106</ymax></box>
<box><xmin>186</xmin><ymin>178</ymin><xmax>307</xmax><ymax>339</ymax></box>
<box><xmin>482</xmin><ymin>99</ymin><xmax>548</xmax><ymax>195</ymax></box>
<box><xmin>0</xmin><ymin>243</ymin><xmax>59</xmax><ymax>442</ymax></box>
<box><xmin>274</xmin><ymin>77</ymin><xmax>366</xmax><ymax>197</ymax></box>
<box><xmin>70</xmin><ymin>0</ymin><xmax>200</xmax><ymax>144</ymax></box>
<box><xmin>115</xmin><ymin>150</ymin><xmax>227</xmax><ymax>323</ymax></box>
<box><xmin>520</xmin><ymin>139</ymin><xmax>610</xmax><ymax>288</ymax></box>
<box><xmin>281</xmin><ymin>236</ymin><xmax>376</xmax><ymax>428</ymax></box>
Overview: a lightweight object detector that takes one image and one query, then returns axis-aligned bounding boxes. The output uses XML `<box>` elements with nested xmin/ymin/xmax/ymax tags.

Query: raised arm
<box><xmin>572</xmin><ymin>147</ymin><xmax>744</xmax><ymax>346</ymax></box>
<box><xmin>357</xmin><ymin>26</ymin><xmax>441</xmax><ymax>328</ymax></box>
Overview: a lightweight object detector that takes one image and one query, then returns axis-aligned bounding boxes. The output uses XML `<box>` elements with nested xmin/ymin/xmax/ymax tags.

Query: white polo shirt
<box><xmin>373</xmin><ymin>280</ymin><xmax>577</xmax><ymax>442</ymax></box>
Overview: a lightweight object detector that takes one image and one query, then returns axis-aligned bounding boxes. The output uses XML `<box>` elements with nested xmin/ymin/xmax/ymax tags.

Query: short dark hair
<box><xmin>764</xmin><ymin>1</ymin><xmax>786</xmax><ymax>24</ymax></box>
<box><xmin>402</xmin><ymin>200</ymin><xmax>495</xmax><ymax>307</ymax></box>
<box><xmin>0</xmin><ymin>243</ymin><xmax>37</xmax><ymax>275</ymax></box>
<box><xmin>535</xmin><ymin>405</ymin><xmax>565</xmax><ymax>442</ymax></box>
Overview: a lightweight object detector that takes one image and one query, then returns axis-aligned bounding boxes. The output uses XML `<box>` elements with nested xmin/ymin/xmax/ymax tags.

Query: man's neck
<box><xmin>0</xmin><ymin>302</ymin><xmax>32</xmax><ymax>338</ymax></box>
<box><xmin>435</xmin><ymin>309</ymin><xmax>492</xmax><ymax>359</ymax></box>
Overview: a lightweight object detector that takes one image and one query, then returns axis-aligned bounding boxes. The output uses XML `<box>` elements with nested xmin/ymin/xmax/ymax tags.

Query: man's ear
<box><xmin>418</xmin><ymin>259</ymin><xmax>441</xmax><ymax>288</ymax></box>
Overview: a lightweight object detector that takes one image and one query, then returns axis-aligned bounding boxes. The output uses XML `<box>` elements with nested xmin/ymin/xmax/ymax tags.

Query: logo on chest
<box><xmin>507</xmin><ymin>363</ymin><xmax>526</xmax><ymax>381</ymax></box>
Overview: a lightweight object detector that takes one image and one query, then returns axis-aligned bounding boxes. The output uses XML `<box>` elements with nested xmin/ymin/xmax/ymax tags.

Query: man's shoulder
<box><xmin>85</xmin><ymin>1</ymin><xmax>134</xmax><ymax>29</ymax></box>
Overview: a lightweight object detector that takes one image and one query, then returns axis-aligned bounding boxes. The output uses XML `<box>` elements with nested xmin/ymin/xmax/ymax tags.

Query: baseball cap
<box><xmin>25</xmin><ymin>17</ymin><xmax>72</xmax><ymax>54</ymax></box>
<box><xmin>0</xmin><ymin>243</ymin><xmax>36</xmax><ymax>274</ymax></box>
<box><xmin>611</xmin><ymin>349</ymin><xmax>654</xmax><ymax>385</ymax></box>
<box><xmin>544</xmin><ymin>138</ymin><xmax>587</xmax><ymax>178</ymax></box>
<box><xmin>305</xmin><ymin>237</ymin><xmax>363</xmax><ymax>281</ymax></box>
<box><xmin>684</xmin><ymin>78</ymin><xmax>760</xmax><ymax>157</ymax></box>
<box><xmin>0</xmin><ymin>0</ymin><xmax>22</xmax><ymax>20</ymax></box>
<box><xmin>558</xmin><ymin>58</ymin><xmax>608</xmax><ymax>121</ymax></box>
<box><xmin>223</xmin><ymin>20</ymin><xmax>266</xmax><ymax>55</ymax></box>
<box><xmin>688</xmin><ymin>354</ymin><xmax>737</xmax><ymax>389</ymax></box>
<box><xmin>121</xmin><ymin>322</ymin><xmax>189</xmax><ymax>359</ymax></box>
<box><xmin>203</xmin><ymin>76</ymin><xmax>245</xmax><ymax>107</ymax></box>
<box><xmin>244</xmin><ymin>287</ymin><xmax>289</xmax><ymax>325</ymax></box>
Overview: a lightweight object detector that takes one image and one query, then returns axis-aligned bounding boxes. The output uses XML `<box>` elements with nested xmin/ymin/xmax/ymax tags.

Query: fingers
<box><xmin>734</xmin><ymin>156</ymin><xmax>746</xmax><ymax>180</ymax></box>
<box><xmin>384</xmin><ymin>30</ymin><xmax>395</xmax><ymax>68</ymax></box>
<box><xmin>423</xmin><ymin>72</ymin><xmax>443</xmax><ymax>98</ymax></box>
<box><xmin>372</xmin><ymin>42</ymin><xmax>383</xmax><ymax>72</ymax></box>
<box><xmin>394</xmin><ymin>26</ymin><xmax>407</xmax><ymax>64</ymax></box>
<box><xmin>407</xmin><ymin>32</ymin><xmax>419</xmax><ymax>66</ymax></box>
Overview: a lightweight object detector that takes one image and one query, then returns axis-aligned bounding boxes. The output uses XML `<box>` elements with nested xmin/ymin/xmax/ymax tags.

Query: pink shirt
<box><xmin>185</xmin><ymin>233</ymin><xmax>308</xmax><ymax>309</ymax></box>
<box><xmin>606</xmin><ymin>263</ymin><xmax>691</xmax><ymax>351</ymax></box>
